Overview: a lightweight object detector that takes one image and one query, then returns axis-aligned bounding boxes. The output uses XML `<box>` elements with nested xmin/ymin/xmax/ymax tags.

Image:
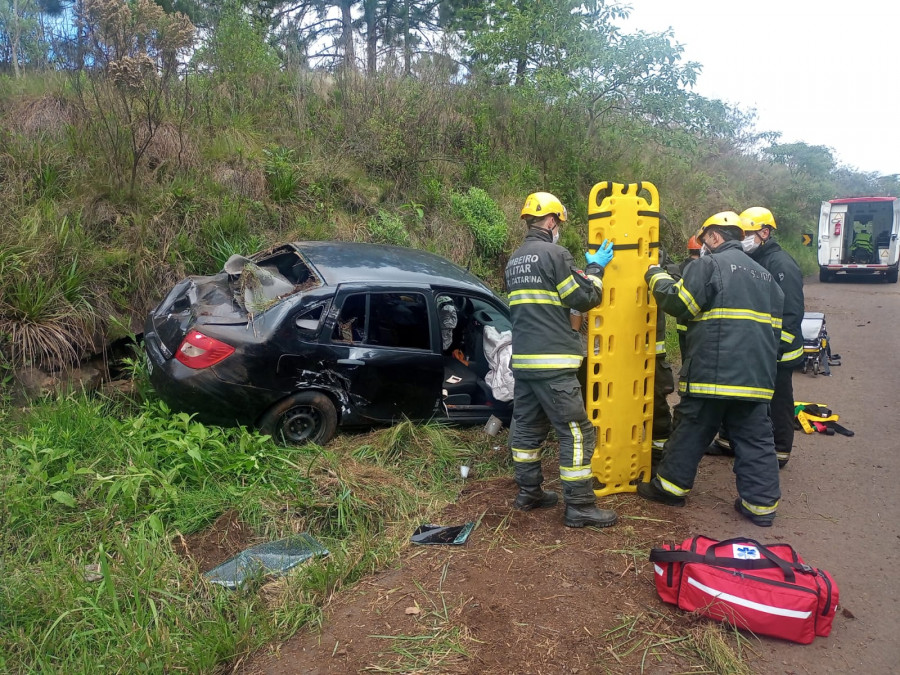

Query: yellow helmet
<box><xmin>739</xmin><ymin>206</ymin><xmax>777</xmax><ymax>232</ymax></box>
<box><xmin>696</xmin><ymin>211</ymin><xmax>743</xmax><ymax>240</ymax></box>
<box><xmin>521</xmin><ymin>192</ymin><xmax>568</xmax><ymax>222</ymax></box>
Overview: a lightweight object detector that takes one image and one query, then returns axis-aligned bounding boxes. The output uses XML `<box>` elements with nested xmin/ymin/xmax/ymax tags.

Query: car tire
<box><xmin>819</xmin><ymin>268</ymin><xmax>832</xmax><ymax>283</ymax></box>
<box><xmin>887</xmin><ymin>268</ymin><xmax>899</xmax><ymax>283</ymax></box>
<box><xmin>259</xmin><ymin>391</ymin><xmax>338</xmax><ymax>446</ymax></box>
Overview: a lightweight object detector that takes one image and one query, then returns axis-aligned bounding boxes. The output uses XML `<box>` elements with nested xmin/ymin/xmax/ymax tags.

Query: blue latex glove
<box><xmin>586</xmin><ymin>240</ymin><xmax>614</xmax><ymax>268</ymax></box>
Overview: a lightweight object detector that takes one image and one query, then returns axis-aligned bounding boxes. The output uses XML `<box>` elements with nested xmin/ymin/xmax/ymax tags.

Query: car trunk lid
<box><xmin>148</xmin><ymin>245</ymin><xmax>322</xmax><ymax>357</ymax></box>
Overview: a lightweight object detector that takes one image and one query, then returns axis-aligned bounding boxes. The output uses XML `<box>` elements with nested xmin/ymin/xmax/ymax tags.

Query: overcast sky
<box><xmin>618</xmin><ymin>0</ymin><xmax>900</xmax><ymax>176</ymax></box>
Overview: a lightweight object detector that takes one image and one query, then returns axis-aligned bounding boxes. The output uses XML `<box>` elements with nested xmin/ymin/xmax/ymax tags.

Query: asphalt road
<box><xmin>681</xmin><ymin>274</ymin><xmax>900</xmax><ymax>674</ymax></box>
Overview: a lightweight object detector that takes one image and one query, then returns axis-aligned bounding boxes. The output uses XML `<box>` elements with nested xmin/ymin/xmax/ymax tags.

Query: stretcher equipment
<box><xmin>800</xmin><ymin>312</ymin><xmax>840</xmax><ymax>376</ymax></box>
<box><xmin>585</xmin><ymin>181</ymin><xmax>659</xmax><ymax>496</ymax></box>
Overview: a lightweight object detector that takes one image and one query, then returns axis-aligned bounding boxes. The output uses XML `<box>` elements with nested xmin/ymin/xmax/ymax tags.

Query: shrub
<box><xmin>450</xmin><ymin>187</ymin><xmax>508</xmax><ymax>259</ymax></box>
<box><xmin>263</xmin><ymin>147</ymin><xmax>302</xmax><ymax>203</ymax></box>
<box><xmin>367</xmin><ymin>210</ymin><xmax>411</xmax><ymax>246</ymax></box>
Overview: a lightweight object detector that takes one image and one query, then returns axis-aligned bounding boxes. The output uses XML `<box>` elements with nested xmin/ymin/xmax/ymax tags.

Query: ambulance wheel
<box><xmin>819</xmin><ymin>268</ymin><xmax>832</xmax><ymax>283</ymax></box>
<box><xmin>887</xmin><ymin>268</ymin><xmax>898</xmax><ymax>283</ymax></box>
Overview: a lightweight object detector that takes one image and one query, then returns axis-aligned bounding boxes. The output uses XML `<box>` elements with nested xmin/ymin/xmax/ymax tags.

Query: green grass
<box><xmin>780</xmin><ymin>235</ymin><xmax>819</xmax><ymax>277</ymax></box>
<box><xmin>0</xmin><ymin>388</ymin><xmax>504</xmax><ymax>672</ymax></box>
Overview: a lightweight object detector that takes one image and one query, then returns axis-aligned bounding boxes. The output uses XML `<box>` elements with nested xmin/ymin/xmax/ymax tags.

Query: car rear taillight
<box><xmin>174</xmin><ymin>331</ymin><xmax>235</xmax><ymax>369</ymax></box>
<box><xmin>834</xmin><ymin>221</ymin><xmax>842</xmax><ymax>236</ymax></box>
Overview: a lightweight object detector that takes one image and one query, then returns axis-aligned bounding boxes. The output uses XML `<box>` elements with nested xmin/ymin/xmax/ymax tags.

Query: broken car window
<box><xmin>333</xmin><ymin>293</ymin><xmax>367</xmax><ymax>343</ymax></box>
<box><xmin>332</xmin><ymin>292</ymin><xmax>430</xmax><ymax>350</ymax></box>
<box><xmin>294</xmin><ymin>301</ymin><xmax>329</xmax><ymax>336</ymax></box>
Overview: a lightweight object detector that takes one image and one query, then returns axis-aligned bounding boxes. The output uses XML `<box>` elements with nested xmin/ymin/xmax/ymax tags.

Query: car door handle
<box><xmin>337</xmin><ymin>358</ymin><xmax>365</xmax><ymax>365</ymax></box>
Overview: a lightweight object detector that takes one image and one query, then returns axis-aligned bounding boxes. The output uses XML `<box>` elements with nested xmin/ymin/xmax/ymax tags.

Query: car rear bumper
<box><xmin>824</xmin><ymin>264</ymin><xmax>895</xmax><ymax>275</ymax></box>
<box><xmin>144</xmin><ymin>327</ymin><xmax>275</xmax><ymax>428</ymax></box>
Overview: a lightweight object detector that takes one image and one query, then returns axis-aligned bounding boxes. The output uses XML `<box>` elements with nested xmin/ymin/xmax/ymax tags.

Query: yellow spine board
<box><xmin>586</xmin><ymin>181</ymin><xmax>660</xmax><ymax>496</ymax></box>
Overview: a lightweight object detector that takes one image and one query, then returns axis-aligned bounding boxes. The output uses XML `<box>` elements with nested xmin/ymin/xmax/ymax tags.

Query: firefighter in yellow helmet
<box><xmin>640</xmin><ymin>211</ymin><xmax>785</xmax><ymax>526</ymax></box>
<box><xmin>740</xmin><ymin>206</ymin><xmax>805</xmax><ymax>469</ymax></box>
<box><xmin>505</xmin><ymin>191</ymin><xmax>618</xmax><ymax>528</ymax></box>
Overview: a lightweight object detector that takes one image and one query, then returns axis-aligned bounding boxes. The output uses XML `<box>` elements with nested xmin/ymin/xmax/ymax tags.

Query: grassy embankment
<box><xmin>0</xmin><ymin>377</ymin><xmax>507</xmax><ymax>670</ymax></box>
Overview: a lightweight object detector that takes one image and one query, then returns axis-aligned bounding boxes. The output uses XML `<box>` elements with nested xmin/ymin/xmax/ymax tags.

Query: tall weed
<box><xmin>450</xmin><ymin>187</ymin><xmax>509</xmax><ymax>259</ymax></box>
<box><xmin>367</xmin><ymin>209</ymin><xmax>411</xmax><ymax>246</ymax></box>
<box><xmin>263</xmin><ymin>147</ymin><xmax>302</xmax><ymax>203</ymax></box>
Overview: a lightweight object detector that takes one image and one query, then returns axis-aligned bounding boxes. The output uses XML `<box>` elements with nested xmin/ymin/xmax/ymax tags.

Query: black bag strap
<box><xmin>705</xmin><ymin>538</ymin><xmax>796</xmax><ymax>582</ymax></box>
<box><xmin>650</xmin><ymin>548</ymin><xmax>788</xmax><ymax>573</ymax></box>
<box><xmin>828</xmin><ymin>421</ymin><xmax>855</xmax><ymax>437</ymax></box>
<box><xmin>650</xmin><ymin>539</ymin><xmax>800</xmax><ymax>582</ymax></box>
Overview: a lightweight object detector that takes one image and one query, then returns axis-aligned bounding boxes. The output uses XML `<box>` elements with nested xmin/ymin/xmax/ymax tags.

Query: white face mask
<box><xmin>552</xmin><ymin>228</ymin><xmax>560</xmax><ymax>244</ymax></box>
<box><xmin>741</xmin><ymin>234</ymin><xmax>760</xmax><ymax>253</ymax></box>
<box><xmin>700</xmin><ymin>244</ymin><xmax>709</xmax><ymax>257</ymax></box>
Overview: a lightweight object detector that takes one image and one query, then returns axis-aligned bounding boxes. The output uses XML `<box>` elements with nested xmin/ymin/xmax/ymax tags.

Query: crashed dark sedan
<box><xmin>144</xmin><ymin>241</ymin><xmax>513</xmax><ymax>445</ymax></box>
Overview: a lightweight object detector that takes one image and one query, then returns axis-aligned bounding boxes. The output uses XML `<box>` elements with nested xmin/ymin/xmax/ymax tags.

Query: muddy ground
<box><xmin>220</xmin><ymin>275</ymin><xmax>899</xmax><ymax>674</ymax></box>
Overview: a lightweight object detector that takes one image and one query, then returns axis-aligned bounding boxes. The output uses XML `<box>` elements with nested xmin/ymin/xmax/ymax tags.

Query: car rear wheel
<box><xmin>260</xmin><ymin>391</ymin><xmax>338</xmax><ymax>446</ymax></box>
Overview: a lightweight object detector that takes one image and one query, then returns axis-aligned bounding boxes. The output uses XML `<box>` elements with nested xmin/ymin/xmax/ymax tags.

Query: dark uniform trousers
<box><xmin>509</xmin><ymin>370</ymin><xmax>597</xmax><ymax>504</ymax></box>
<box><xmin>653</xmin><ymin>356</ymin><xmax>675</xmax><ymax>440</ymax></box>
<box><xmin>771</xmin><ymin>367</ymin><xmax>796</xmax><ymax>463</ymax></box>
<box><xmin>655</xmin><ymin>396</ymin><xmax>780</xmax><ymax>511</ymax></box>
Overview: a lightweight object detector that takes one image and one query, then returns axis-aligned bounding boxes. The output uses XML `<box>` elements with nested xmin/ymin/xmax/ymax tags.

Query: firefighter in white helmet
<box><xmin>740</xmin><ymin>206</ymin><xmax>805</xmax><ymax>469</ymax></box>
<box><xmin>640</xmin><ymin>211</ymin><xmax>784</xmax><ymax>526</ymax></box>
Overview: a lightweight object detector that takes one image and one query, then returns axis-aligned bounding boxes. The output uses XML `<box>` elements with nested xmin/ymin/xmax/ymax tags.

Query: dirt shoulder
<box><xmin>240</xmin><ymin>475</ymin><xmax>717</xmax><ymax>675</ymax></box>
<box><xmin>240</xmin><ymin>275</ymin><xmax>900</xmax><ymax>675</ymax></box>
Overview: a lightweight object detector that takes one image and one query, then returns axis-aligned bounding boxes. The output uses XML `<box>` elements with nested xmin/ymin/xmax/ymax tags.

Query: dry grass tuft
<box><xmin>424</xmin><ymin>215</ymin><xmax>475</xmax><ymax>268</ymax></box>
<box><xmin>7</xmin><ymin>94</ymin><xmax>75</xmax><ymax>138</ymax></box>
<box><xmin>212</xmin><ymin>163</ymin><xmax>267</xmax><ymax>201</ymax></box>
<box><xmin>142</xmin><ymin>123</ymin><xmax>199</xmax><ymax>174</ymax></box>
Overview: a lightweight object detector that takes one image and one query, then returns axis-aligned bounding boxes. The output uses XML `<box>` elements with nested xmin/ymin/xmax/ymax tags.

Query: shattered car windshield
<box><xmin>223</xmin><ymin>246</ymin><xmax>321</xmax><ymax>314</ymax></box>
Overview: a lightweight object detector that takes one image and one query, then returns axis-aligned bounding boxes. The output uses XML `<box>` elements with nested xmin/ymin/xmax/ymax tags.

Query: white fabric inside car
<box><xmin>483</xmin><ymin>325</ymin><xmax>514</xmax><ymax>402</ymax></box>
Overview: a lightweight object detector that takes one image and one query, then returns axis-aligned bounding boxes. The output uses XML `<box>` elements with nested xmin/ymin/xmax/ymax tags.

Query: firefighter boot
<box><xmin>563</xmin><ymin>480</ymin><xmax>617</xmax><ymax>528</ymax></box>
<box><xmin>564</xmin><ymin>503</ymin><xmax>617</xmax><ymax>528</ymax></box>
<box><xmin>513</xmin><ymin>485</ymin><xmax>559</xmax><ymax>511</ymax></box>
<box><xmin>636</xmin><ymin>478</ymin><xmax>686</xmax><ymax>507</ymax></box>
<box><xmin>513</xmin><ymin>461</ymin><xmax>557</xmax><ymax>511</ymax></box>
<box><xmin>734</xmin><ymin>498</ymin><xmax>775</xmax><ymax>527</ymax></box>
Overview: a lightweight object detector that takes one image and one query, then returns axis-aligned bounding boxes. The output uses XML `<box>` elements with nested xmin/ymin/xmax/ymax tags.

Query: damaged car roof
<box><xmin>297</xmin><ymin>241</ymin><xmax>493</xmax><ymax>292</ymax></box>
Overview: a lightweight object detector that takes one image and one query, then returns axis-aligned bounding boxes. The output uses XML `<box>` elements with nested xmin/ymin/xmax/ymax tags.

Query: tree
<box><xmin>454</xmin><ymin>1</ymin><xmax>714</xmax><ymax>137</ymax></box>
<box><xmin>73</xmin><ymin>0</ymin><xmax>194</xmax><ymax>194</ymax></box>
<box><xmin>193</xmin><ymin>0</ymin><xmax>279</xmax><ymax>92</ymax></box>
<box><xmin>0</xmin><ymin>0</ymin><xmax>65</xmax><ymax>76</ymax></box>
<box><xmin>764</xmin><ymin>142</ymin><xmax>835</xmax><ymax>179</ymax></box>
<box><xmin>458</xmin><ymin>0</ymin><xmax>624</xmax><ymax>87</ymax></box>
<box><xmin>567</xmin><ymin>29</ymin><xmax>701</xmax><ymax>133</ymax></box>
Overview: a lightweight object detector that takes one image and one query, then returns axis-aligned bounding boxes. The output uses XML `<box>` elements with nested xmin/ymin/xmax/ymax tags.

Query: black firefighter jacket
<box><xmin>645</xmin><ymin>240</ymin><xmax>785</xmax><ymax>402</ymax></box>
<box><xmin>505</xmin><ymin>229</ymin><xmax>604</xmax><ymax>377</ymax></box>
<box><xmin>750</xmin><ymin>239</ymin><xmax>805</xmax><ymax>369</ymax></box>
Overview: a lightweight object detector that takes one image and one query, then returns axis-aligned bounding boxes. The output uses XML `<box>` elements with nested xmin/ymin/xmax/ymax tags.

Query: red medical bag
<box><xmin>649</xmin><ymin>536</ymin><xmax>839</xmax><ymax>644</ymax></box>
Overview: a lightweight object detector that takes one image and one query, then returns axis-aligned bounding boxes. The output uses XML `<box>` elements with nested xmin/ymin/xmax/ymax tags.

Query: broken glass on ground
<box><xmin>410</xmin><ymin>522</ymin><xmax>475</xmax><ymax>546</ymax></box>
<box><xmin>203</xmin><ymin>533</ymin><xmax>329</xmax><ymax>590</ymax></box>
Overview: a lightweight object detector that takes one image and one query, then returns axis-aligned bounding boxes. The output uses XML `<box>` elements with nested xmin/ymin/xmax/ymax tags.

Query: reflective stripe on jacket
<box><xmin>750</xmin><ymin>240</ymin><xmax>805</xmax><ymax>369</ymax></box>
<box><xmin>646</xmin><ymin>240</ymin><xmax>784</xmax><ymax>402</ymax></box>
<box><xmin>505</xmin><ymin>229</ymin><xmax>603</xmax><ymax>374</ymax></box>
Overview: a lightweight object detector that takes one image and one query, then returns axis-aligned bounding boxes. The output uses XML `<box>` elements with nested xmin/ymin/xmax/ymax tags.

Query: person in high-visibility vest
<box><xmin>504</xmin><ymin>191</ymin><xmax>618</xmax><ymax>529</ymax></box>
<box><xmin>850</xmin><ymin>222</ymin><xmax>874</xmax><ymax>262</ymax></box>
<box><xmin>639</xmin><ymin>212</ymin><xmax>784</xmax><ymax>527</ymax></box>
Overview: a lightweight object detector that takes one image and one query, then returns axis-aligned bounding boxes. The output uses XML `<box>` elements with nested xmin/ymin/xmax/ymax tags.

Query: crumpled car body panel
<box><xmin>144</xmin><ymin>242</ymin><xmax>513</xmax><ymax>440</ymax></box>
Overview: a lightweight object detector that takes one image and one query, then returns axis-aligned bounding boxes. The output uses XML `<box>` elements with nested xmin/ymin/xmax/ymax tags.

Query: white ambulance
<box><xmin>817</xmin><ymin>197</ymin><xmax>899</xmax><ymax>283</ymax></box>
